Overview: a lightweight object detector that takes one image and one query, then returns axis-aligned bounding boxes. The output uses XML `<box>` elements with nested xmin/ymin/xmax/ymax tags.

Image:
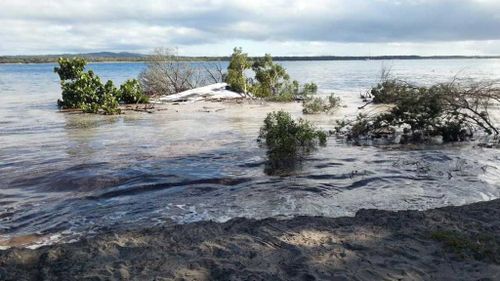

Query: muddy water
<box><xmin>1</xmin><ymin>60</ymin><xmax>500</xmax><ymax>248</ymax></box>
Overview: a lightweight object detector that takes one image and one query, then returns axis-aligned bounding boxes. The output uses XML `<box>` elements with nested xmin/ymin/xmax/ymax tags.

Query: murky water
<box><xmin>1</xmin><ymin>60</ymin><xmax>500</xmax><ymax>247</ymax></box>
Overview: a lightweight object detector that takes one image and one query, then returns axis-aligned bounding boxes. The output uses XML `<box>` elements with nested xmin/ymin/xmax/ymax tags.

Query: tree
<box><xmin>55</xmin><ymin>57</ymin><xmax>148</xmax><ymax>115</ymax></box>
<box><xmin>337</xmin><ymin>78</ymin><xmax>500</xmax><ymax>143</ymax></box>
<box><xmin>139</xmin><ymin>48</ymin><xmax>204</xmax><ymax>97</ymax></box>
<box><xmin>252</xmin><ymin>54</ymin><xmax>290</xmax><ymax>97</ymax></box>
<box><xmin>225</xmin><ymin>47</ymin><xmax>252</xmax><ymax>94</ymax></box>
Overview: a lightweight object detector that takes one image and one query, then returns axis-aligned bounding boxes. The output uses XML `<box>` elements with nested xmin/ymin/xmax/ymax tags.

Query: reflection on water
<box><xmin>1</xmin><ymin>60</ymin><xmax>500</xmax><ymax>247</ymax></box>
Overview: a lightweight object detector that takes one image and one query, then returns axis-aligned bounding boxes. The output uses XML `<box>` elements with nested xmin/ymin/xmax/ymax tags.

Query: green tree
<box><xmin>55</xmin><ymin>57</ymin><xmax>147</xmax><ymax>115</ymax></box>
<box><xmin>225</xmin><ymin>47</ymin><xmax>252</xmax><ymax>94</ymax></box>
<box><xmin>54</xmin><ymin>57</ymin><xmax>86</xmax><ymax>80</ymax></box>
<box><xmin>251</xmin><ymin>54</ymin><xmax>300</xmax><ymax>101</ymax></box>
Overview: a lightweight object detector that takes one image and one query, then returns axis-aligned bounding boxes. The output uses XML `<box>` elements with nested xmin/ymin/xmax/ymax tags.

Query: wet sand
<box><xmin>1</xmin><ymin>198</ymin><xmax>499</xmax><ymax>281</ymax></box>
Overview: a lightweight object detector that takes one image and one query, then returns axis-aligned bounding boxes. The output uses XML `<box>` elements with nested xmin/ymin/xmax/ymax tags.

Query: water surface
<box><xmin>1</xmin><ymin>59</ymin><xmax>500</xmax><ymax>247</ymax></box>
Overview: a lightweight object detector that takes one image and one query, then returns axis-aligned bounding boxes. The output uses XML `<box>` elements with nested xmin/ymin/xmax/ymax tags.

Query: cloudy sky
<box><xmin>2</xmin><ymin>0</ymin><xmax>500</xmax><ymax>56</ymax></box>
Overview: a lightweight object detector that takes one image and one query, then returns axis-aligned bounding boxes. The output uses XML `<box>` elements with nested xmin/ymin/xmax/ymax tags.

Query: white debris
<box><xmin>157</xmin><ymin>83</ymin><xmax>246</xmax><ymax>103</ymax></box>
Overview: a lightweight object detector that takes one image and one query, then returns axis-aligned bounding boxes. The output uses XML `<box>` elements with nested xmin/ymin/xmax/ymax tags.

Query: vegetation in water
<box><xmin>303</xmin><ymin>93</ymin><xmax>341</xmax><ymax>114</ymax></box>
<box><xmin>431</xmin><ymin>230</ymin><xmax>500</xmax><ymax>263</ymax></box>
<box><xmin>225</xmin><ymin>48</ymin><xmax>325</xmax><ymax>102</ymax></box>
<box><xmin>336</xmin><ymin>75</ymin><xmax>500</xmax><ymax>143</ymax></box>
<box><xmin>226</xmin><ymin>47</ymin><xmax>252</xmax><ymax>95</ymax></box>
<box><xmin>139</xmin><ymin>48</ymin><xmax>206</xmax><ymax>98</ymax></box>
<box><xmin>258</xmin><ymin>111</ymin><xmax>327</xmax><ymax>174</ymax></box>
<box><xmin>55</xmin><ymin>57</ymin><xmax>149</xmax><ymax>114</ymax></box>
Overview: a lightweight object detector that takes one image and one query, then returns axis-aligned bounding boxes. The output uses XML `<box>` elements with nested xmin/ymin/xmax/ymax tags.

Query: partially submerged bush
<box><xmin>303</xmin><ymin>93</ymin><xmax>340</xmax><ymax>114</ymax></box>
<box><xmin>225</xmin><ymin>48</ymin><xmax>318</xmax><ymax>102</ymax></box>
<box><xmin>119</xmin><ymin>79</ymin><xmax>149</xmax><ymax>104</ymax></box>
<box><xmin>258</xmin><ymin>111</ymin><xmax>327</xmax><ymax>174</ymax></box>
<box><xmin>337</xmin><ymin>78</ymin><xmax>500</xmax><ymax>143</ymax></box>
<box><xmin>55</xmin><ymin>57</ymin><xmax>148</xmax><ymax>114</ymax></box>
<box><xmin>251</xmin><ymin>54</ymin><xmax>302</xmax><ymax>102</ymax></box>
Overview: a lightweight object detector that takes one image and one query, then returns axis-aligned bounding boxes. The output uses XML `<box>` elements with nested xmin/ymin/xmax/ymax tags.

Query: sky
<box><xmin>1</xmin><ymin>0</ymin><xmax>500</xmax><ymax>56</ymax></box>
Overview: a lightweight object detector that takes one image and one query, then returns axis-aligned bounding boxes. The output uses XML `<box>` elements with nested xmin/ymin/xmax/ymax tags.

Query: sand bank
<box><xmin>1</xmin><ymin>199</ymin><xmax>499</xmax><ymax>280</ymax></box>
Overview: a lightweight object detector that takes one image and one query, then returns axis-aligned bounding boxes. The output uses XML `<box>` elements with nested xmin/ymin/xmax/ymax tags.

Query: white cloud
<box><xmin>1</xmin><ymin>0</ymin><xmax>500</xmax><ymax>55</ymax></box>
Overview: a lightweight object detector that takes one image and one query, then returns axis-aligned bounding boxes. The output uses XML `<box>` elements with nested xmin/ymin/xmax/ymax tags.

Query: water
<box><xmin>1</xmin><ymin>60</ymin><xmax>500</xmax><ymax>247</ymax></box>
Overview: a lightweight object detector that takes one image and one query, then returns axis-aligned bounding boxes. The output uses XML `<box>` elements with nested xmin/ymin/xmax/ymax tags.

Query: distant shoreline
<box><xmin>1</xmin><ymin>53</ymin><xmax>500</xmax><ymax>64</ymax></box>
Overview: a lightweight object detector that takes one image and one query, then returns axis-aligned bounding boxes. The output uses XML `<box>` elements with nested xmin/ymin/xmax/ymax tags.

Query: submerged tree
<box><xmin>337</xmin><ymin>77</ymin><xmax>500</xmax><ymax>143</ymax></box>
<box><xmin>258</xmin><ymin>111</ymin><xmax>327</xmax><ymax>175</ymax></box>
<box><xmin>225</xmin><ymin>47</ymin><xmax>252</xmax><ymax>94</ymax></box>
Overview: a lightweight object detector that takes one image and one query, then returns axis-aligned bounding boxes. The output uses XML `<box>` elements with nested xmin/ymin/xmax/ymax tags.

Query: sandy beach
<box><xmin>1</xmin><ymin>198</ymin><xmax>499</xmax><ymax>280</ymax></box>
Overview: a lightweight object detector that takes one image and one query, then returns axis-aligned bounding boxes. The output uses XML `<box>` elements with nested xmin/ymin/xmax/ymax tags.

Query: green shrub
<box><xmin>300</xmin><ymin>82</ymin><xmax>318</xmax><ymax>97</ymax></box>
<box><xmin>338</xmin><ymin>78</ymin><xmax>499</xmax><ymax>143</ymax></box>
<box><xmin>258</xmin><ymin>111</ymin><xmax>327</xmax><ymax>174</ymax></box>
<box><xmin>226</xmin><ymin>47</ymin><xmax>252</xmax><ymax>94</ymax></box>
<box><xmin>55</xmin><ymin>57</ymin><xmax>147</xmax><ymax>114</ymax></box>
<box><xmin>119</xmin><ymin>79</ymin><xmax>149</xmax><ymax>104</ymax></box>
<box><xmin>302</xmin><ymin>93</ymin><xmax>340</xmax><ymax>114</ymax></box>
<box><xmin>54</xmin><ymin>57</ymin><xmax>86</xmax><ymax>80</ymax></box>
<box><xmin>259</xmin><ymin>111</ymin><xmax>327</xmax><ymax>155</ymax></box>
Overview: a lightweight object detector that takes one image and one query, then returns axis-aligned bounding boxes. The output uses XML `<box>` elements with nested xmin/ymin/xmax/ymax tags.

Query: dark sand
<box><xmin>1</xmin><ymin>199</ymin><xmax>499</xmax><ymax>281</ymax></box>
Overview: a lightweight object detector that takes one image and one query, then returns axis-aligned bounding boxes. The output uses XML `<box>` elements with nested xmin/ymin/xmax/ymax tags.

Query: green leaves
<box><xmin>258</xmin><ymin>111</ymin><xmax>327</xmax><ymax>175</ymax></box>
<box><xmin>302</xmin><ymin>93</ymin><xmax>340</xmax><ymax>114</ymax></box>
<box><xmin>54</xmin><ymin>57</ymin><xmax>86</xmax><ymax>80</ymax></box>
<box><xmin>119</xmin><ymin>79</ymin><xmax>149</xmax><ymax>104</ymax></box>
<box><xmin>55</xmin><ymin>57</ymin><xmax>147</xmax><ymax>114</ymax></box>
<box><xmin>259</xmin><ymin>111</ymin><xmax>327</xmax><ymax>156</ymax></box>
<box><xmin>226</xmin><ymin>47</ymin><xmax>252</xmax><ymax>94</ymax></box>
<box><xmin>252</xmin><ymin>54</ymin><xmax>292</xmax><ymax>99</ymax></box>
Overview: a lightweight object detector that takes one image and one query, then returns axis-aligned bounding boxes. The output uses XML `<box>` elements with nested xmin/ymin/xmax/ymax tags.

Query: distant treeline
<box><xmin>1</xmin><ymin>52</ymin><xmax>500</xmax><ymax>64</ymax></box>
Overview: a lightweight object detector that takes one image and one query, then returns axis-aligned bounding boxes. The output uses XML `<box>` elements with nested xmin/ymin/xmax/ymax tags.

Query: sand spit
<box><xmin>1</xmin><ymin>199</ymin><xmax>499</xmax><ymax>281</ymax></box>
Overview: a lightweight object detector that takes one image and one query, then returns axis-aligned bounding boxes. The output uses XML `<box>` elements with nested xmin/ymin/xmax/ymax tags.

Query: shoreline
<box><xmin>2</xmin><ymin>55</ymin><xmax>500</xmax><ymax>65</ymax></box>
<box><xmin>1</xmin><ymin>199</ymin><xmax>499</xmax><ymax>280</ymax></box>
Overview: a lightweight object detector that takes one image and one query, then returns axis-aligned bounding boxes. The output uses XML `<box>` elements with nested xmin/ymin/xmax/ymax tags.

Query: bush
<box><xmin>259</xmin><ymin>111</ymin><xmax>327</xmax><ymax>155</ymax></box>
<box><xmin>258</xmin><ymin>111</ymin><xmax>327</xmax><ymax>174</ymax></box>
<box><xmin>119</xmin><ymin>79</ymin><xmax>149</xmax><ymax>104</ymax></box>
<box><xmin>55</xmin><ymin>57</ymin><xmax>148</xmax><ymax>114</ymax></box>
<box><xmin>300</xmin><ymin>82</ymin><xmax>318</xmax><ymax>98</ymax></box>
<box><xmin>302</xmin><ymin>93</ymin><xmax>340</xmax><ymax>114</ymax></box>
<box><xmin>54</xmin><ymin>57</ymin><xmax>86</xmax><ymax>80</ymax></box>
<box><xmin>337</xmin><ymin>78</ymin><xmax>500</xmax><ymax>143</ymax></box>
<box><xmin>370</xmin><ymin>79</ymin><xmax>412</xmax><ymax>104</ymax></box>
<box><xmin>225</xmin><ymin>47</ymin><xmax>252</xmax><ymax>94</ymax></box>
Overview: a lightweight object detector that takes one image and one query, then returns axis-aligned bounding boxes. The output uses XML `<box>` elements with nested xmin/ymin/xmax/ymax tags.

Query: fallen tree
<box><xmin>337</xmin><ymin>77</ymin><xmax>500</xmax><ymax>143</ymax></box>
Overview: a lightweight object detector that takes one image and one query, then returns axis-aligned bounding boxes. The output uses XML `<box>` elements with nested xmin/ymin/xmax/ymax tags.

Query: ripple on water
<box><xmin>2</xmin><ymin>60</ymin><xmax>500</xmax><ymax>247</ymax></box>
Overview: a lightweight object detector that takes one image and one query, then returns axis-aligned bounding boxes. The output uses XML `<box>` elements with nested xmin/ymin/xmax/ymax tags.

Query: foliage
<box><xmin>55</xmin><ymin>57</ymin><xmax>147</xmax><ymax>114</ymax></box>
<box><xmin>54</xmin><ymin>57</ymin><xmax>86</xmax><ymax>80</ymax></box>
<box><xmin>252</xmin><ymin>54</ymin><xmax>290</xmax><ymax>98</ymax></box>
<box><xmin>251</xmin><ymin>54</ymin><xmax>303</xmax><ymax>102</ymax></box>
<box><xmin>300</xmin><ymin>82</ymin><xmax>319</xmax><ymax>98</ymax></box>
<box><xmin>302</xmin><ymin>93</ymin><xmax>340</xmax><ymax>114</ymax></box>
<box><xmin>258</xmin><ymin>111</ymin><xmax>327</xmax><ymax>174</ymax></box>
<box><xmin>370</xmin><ymin>79</ymin><xmax>414</xmax><ymax>104</ymax></box>
<box><xmin>337</xmin><ymin>78</ymin><xmax>500</xmax><ymax>143</ymax></box>
<box><xmin>139</xmin><ymin>48</ymin><xmax>204</xmax><ymax>97</ymax></box>
<box><xmin>259</xmin><ymin>111</ymin><xmax>327</xmax><ymax>154</ymax></box>
<box><xmin>225</xmin><ymin>47</ymin><xmax>252</xmax><ymax>94</ymax></box>
<box><xmin>119</xmin><ymin>79</ymin><xmax>149</xmax><ymax>104</ymax></box>
<box><xmin>431</xmin><ymin>230</ymin><xmax>499</xmax><ymax>263</ymax></box>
